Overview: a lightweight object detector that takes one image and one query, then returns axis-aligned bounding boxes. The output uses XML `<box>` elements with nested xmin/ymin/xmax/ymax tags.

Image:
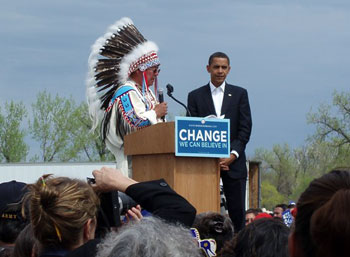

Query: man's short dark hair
<box><xmin>275</xmin><ymin>204</ymin><xmax>287</xmax><ymax>211</ymax></box>
<box><xmin>245</xmin><ymin>208</ymin><xmax>259</xmax><ymax>216</ymax></box>
<box><xmin>208</xmin><ymin>52</ymin><xmax>230</xmax><ymax>65</ymax></box>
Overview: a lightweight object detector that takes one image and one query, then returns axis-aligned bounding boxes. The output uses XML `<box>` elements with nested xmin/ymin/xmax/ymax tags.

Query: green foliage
<box><xmin>29</xmin><ymin>91</ymin><xmax>114</xmax><ymax>162</ymax></box>
<box><xmin>255</xmin><ymin>141</ymin><xmax>350</xmax><ymax>209</ymax></box>
<box><xmin>289</xmin><ymin>174</ymin><xmax>313</xmax><ymax>201</ymax></box>
<box><xmin>71</xmin><ymin>102</ymin><xmax>114</xmax><ymax>161</ymax></box>
<box><xmin>29</xmin><ymin>91</ymin><xmax>78</xmax><ymax>161</ymax></box>
<box><xmin>0</xmin><ymin>101</ymin><xmax>28</xmax><ymax>162</ymax></box>
<box><xmin>307</xmin><ymin>90</ymin><xmax>350</xmax><ymax>147</ymax></box>
<box><xmin>255</xmin><ymin>144</ymin><xmax>298</xmax><ymax>197</ymax></box>
<box><xmin>261</xmin><ymin>181</ymin><xmax>285</xmax><ymax>210</ymax></box>
<box><xmin>256</xmin><ymin>90</ymin><xmax>350</xmax><ymax>209</ymax></box>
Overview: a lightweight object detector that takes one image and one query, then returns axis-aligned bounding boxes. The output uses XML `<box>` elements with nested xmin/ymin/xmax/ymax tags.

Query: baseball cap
<box><xmin>0</xmin><ymin>181</ymin><xmax>27</xmax><ymax>219</ymax></box>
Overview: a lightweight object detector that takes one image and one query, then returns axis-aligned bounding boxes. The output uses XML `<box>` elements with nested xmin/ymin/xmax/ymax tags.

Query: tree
<box><xmin>307</xmin><ymin>90</ymin><xmax>350</xmax><ymax>168</ymax></box>
<box><xmin>0</xmin><ymin>101</ymin><xmax>28</xmax><ymax>162</ymax></box>
<box><xmin>71</xmin><ymin>102</ymin><xmax>114</xmax><ymax>161</ymax></box>
<box><xmin>29</xmin><ymin>91</ymin><xmax>79</xmax><ymax>162</ymax></box>
<box><xmin>261</xmin><ymin>181</ymin><xmax>285</xmax><ymax>210</ymax></box>
<box><xmin>254</xmin><ymin>90</ymin><xmax>350</xmax><ymax>208</ymax></box>
<box><xmin>254</xmin><ymin>144</ymin><xmax>299</xmax><ymax>197</ymax></box>
<box><xmin>308</xmin><ymin>90</ymin><xmax>350</xmax><ymax>147</ymax></box>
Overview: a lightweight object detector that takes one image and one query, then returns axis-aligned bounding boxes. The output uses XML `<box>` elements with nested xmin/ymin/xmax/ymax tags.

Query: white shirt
<box><xmin>209</xmin><ymin>80</ymin><xmax>239</xmax><ymax>158</ymax></box>
<box><xmin>210</xmin><ymin>81</ymin><xmax>225</xmax><ymax>117</ymax></box>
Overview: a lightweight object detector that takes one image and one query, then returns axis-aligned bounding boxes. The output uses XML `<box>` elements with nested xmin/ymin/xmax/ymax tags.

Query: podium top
<box><xmin>124</xmin><ymin>122</ymin><xmax>175</xmax><ymax>155</ymax></box>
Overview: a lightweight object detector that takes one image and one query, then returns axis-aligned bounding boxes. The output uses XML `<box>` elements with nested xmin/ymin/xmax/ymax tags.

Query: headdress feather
<box><xmin>86</xmin><ymin>17</ymin><xmax>159</xmax><ymax>137</ymax></box>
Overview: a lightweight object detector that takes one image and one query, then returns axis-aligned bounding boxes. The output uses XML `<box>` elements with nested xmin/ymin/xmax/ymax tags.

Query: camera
<box><xmin>96</xmin><ymin>190</ymin><xmax>138</xmax><ymax>235</ymax></box>
<box><xmin>86</xmin><ymin>177</ymin><xmax>138</xmax><ymax>235</ymax></box>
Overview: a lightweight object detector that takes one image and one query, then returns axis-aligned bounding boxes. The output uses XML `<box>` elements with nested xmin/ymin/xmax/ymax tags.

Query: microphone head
<box><xmin>158</xmin><ymin>88</ymin><xmax>164</xmax><ymax>103</ymax></box>
<box><xmin>166</xmin><ymin>84</ymin><xmax>174</xmax><ymax>96</ymax></box>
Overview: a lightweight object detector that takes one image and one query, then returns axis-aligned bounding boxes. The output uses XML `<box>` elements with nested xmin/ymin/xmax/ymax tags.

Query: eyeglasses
<box><xmin>149</xmin><ymin>67</ymin><xmax>161</xmax><ymax>74</ymax></box>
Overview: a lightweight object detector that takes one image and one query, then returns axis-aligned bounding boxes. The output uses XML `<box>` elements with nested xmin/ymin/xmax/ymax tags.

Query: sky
<box><xmin>0</xmin><ymin>0</ymin><xmax>349</xmax><ymax>158</ymax></box>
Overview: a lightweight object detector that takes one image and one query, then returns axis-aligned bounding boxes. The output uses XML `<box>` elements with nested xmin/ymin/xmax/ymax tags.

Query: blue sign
<box><xmin>175</xmin><ymin>117</ymin><xmax>230</xmax><ymax>158</ymax></box>
<box><xmin>282</xmin><ymin>209</ymin><xmax>294</xmax><ymax>227</ymax></box>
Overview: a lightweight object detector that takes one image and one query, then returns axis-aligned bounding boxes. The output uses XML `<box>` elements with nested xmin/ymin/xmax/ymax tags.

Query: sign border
<box><xmin>175</xmin><ymin>116</ymin><xmax>230</xmax><ymax>158</ymax></box>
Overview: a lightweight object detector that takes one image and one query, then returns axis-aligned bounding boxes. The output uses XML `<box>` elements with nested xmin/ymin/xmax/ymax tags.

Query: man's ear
<box><xmin>206</xmin><ymin>65</ymin><xmax>210</xmax><ymax>73</ymax></box>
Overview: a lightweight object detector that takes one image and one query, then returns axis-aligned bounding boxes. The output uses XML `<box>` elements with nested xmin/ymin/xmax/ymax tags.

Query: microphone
<box><xmin>165</xmin><ymin>84</ymin><xmax>191</xmax><ymax>116</ymax></box>
<box><xmin>158</xmin><ymin>88</ymin><xmax>165</xmax><ymax>122</ymax></box>
<box><xmin>166</xmin><ymin>84</ymin><xmax>174</xmax><ymax>97</ymax></box>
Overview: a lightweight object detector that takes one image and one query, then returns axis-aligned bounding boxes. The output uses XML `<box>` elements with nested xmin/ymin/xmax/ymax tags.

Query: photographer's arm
<box><xmin>92</xmin><ymin>167</ymin><xmax>196</xmax><ymax>227</ymax></box>
<box><xmin>92</xmin><ymin>167</ymin><xmax>137</xmax><ymax>192</ymax></box>
<box><xmin>125</xmin><ymin>179</ymin><xmax>197</xmax><ymax>227</ymax></box>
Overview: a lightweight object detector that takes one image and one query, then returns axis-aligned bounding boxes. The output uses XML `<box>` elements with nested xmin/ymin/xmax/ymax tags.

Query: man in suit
<box><xmin>187</xmin><ymin>52</ymin><xmax>252</xmax><ymax>232</ymax></box>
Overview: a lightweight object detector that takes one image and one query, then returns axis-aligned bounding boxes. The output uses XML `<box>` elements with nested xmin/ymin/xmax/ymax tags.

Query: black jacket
<box><xmin>66</xmin><ymin>179</ymin><xmax>196</xmax><ymax>257</ymax></box>
<box><xmin>187</xmin><ymin>83</ymin><xmax>252</xmax><ymax>179</ymax></box>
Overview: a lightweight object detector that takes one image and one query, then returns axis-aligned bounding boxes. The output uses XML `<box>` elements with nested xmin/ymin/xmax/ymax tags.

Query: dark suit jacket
<box><xmin>187</xmin><ymin>83</ymin><xmax>252</xmax><ymax>179</ymax></box>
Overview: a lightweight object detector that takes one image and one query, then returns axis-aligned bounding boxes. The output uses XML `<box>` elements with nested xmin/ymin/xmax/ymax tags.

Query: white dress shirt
<box><xmin>209</xmin><ymin>81</ymin><xmax>239</xmax><ymax>158</ymax></box>
<box><xmin>210</xmin><ymin>81</ymin><xmax>225</xmax><ymax>117</ymax></box>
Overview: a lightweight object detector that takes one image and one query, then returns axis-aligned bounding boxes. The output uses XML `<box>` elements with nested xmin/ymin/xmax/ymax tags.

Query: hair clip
<box><xmin>40</xmin><ymin>176</ymin><xmax>46</xmax><ymax>187</ymax></box>
<box><xmin>54</xmin><ymin>224</ymin><xmax>62</xmax><ymax>242</ymax></box>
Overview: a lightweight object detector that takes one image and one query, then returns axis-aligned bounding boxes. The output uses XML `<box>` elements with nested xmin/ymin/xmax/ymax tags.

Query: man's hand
<box><xmin>219</xmin><ymin>154</ymin><xmax>237</xmax><ymax>171</ymax></box>
<box><xmin>91</xmin><ymin>167</ymin><xmax>137</xmax><ymax>192</ymax></box>
<box><xmin>154</xmin><ymin>102</ymin><xmax>168</xmax><ymax>118</ymax></box>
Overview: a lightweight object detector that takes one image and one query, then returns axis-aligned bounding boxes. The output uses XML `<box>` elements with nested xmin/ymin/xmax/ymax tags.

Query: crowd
<box><xmin>244</xmin><ymin>202</ymin><xmax>296</xmax><ymax>228</ymax></box>
<box><xmin>1</xmin><ymin>167</ymin><xmax>350</xmax><ymax>257</ymax></box>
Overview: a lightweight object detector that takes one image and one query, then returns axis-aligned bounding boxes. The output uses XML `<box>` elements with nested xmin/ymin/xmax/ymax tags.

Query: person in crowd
<box><xmin>245</xmin><ymin>208</ymin><xmax>259</xmax><ymax>225</ymax></box>
<box><xmin>95</xmin><ymin>216</ymin><xmax>202</xmax><ymax>257</ymax></box>
<box><xmin>219</xmin><ymin>218</ymin><xmax>289</xmax><ymax>257</ymax></box>
<box><xmin>288</xmin><ymin>201</ymin><xmax>296</xmax><ymax>209</ymax></box>
<box><xmin>287</xmin><ymin>201</ymin><xmax>297</xmax><ymax>218</ymax></box>
<box><xmin>87</xmin><ymin>17</ymin><xmax>167</xmax><ymax>177</ymax></box>
<box><xmin>26</xmin><ymin>175</ymin><xmax>99</xmax><ymax>257</ymax></box>
<box><xmin>254</xmin><ymin>212</ymin><xmax>273</xmax><ymax>220</ymax></box>
<box><xmin>289</xmin><ymin>168</ymin><xmax>350</xmax><ymax>257</ymax></box>
<box><xmin>0</xmin><ymin>181</ymin><xmax>28</xmax><ymax>257</ymax></box>
<box><xmin>12</xmin><ymin>224</ymin><xmax>38</xmax><ymax>257</ymax></box>
<box><xmin>192</xmin><ymin>212</ymin><xmax>234</xmax><ymax>254</ymax></box>
<box><xmin>187</xmin><ymin>51</ymin><xmax>252</xmax><ymax>232</ymax></box>
<box><xmin>273</xmin><ymin>204</ymin><xmax>287</xmax><ymax>218</ymax></box>
<box><xmin>67</xmin><ymin>167</ymin><xmax>197</xmax><ymax>257</ymax></box>
<box><xmin>91</xmin><ymin>166</ymin><xmax>196</xmax><ymax>227</ymax></box>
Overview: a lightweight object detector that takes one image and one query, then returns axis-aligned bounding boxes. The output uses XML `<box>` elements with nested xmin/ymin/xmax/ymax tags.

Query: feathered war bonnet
<box><xmin>86</xmin><ymin>17</ymin><xmax>160</xmax><ymax>137</ymax></box>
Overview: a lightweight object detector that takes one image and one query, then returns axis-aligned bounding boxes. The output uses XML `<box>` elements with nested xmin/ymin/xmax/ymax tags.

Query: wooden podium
<box><xmin>124</xmin><ymin>122</ymin><xmax>220</xmax><ymax>213</ymax></box>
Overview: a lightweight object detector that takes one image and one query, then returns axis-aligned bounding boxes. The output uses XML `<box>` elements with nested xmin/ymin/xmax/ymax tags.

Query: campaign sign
<box><xmin>282</xmin><ymin>209</ymin><xmax>294</xmax><ymax>227</ymax></box>
<box><xmin>175</xmin><ymin>116</ymin><xmax>230</xmax><ymax>158</ymax></box>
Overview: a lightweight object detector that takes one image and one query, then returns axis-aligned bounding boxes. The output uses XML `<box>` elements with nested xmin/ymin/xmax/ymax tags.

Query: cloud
<box><xmin>1</xmin><ymin>0</ymin><xmax>349</xmax><ymax>157</ymax></box>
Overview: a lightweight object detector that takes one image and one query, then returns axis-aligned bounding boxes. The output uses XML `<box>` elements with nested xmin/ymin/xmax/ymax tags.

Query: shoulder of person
<box><xmin>115</xmin><ymin>82</ymin><xmax>139</xmax><ymax>97</ymax></box>
<box><xmin>188</xmin><ymin>84</ymin><xmax>209</xmax><ymax>95</ymax></box>
<box><xmin>226</xmin><ymin>83</ymin><xmax>248</xmax><ymax>93</ymax></box>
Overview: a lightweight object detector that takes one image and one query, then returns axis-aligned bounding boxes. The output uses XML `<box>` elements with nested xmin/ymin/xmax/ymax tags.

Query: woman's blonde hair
<box><xmin>27</xmin><ymin>175</ymin><xmax>99</xmax><ymax>250</ymax></box>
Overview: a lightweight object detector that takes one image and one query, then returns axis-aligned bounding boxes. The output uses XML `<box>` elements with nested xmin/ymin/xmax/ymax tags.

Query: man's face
<box><xmin>206</xmin><ymin>57</ymin><xmax>230</xmax><ymax>87</ymax></box>
<box><xmin>145</xmin><ymin>65</ymin><xmax>160</xmax><ymax>86</ymax></box>
<box><xmin>273</xmin><ymin>207</ymin><xmax>284</xmax><ymax>218</ymax></box>
<box><xmin>245</xmin><ymin>213</ymin><xmax>255</xmax><ymax>225</ymax></box>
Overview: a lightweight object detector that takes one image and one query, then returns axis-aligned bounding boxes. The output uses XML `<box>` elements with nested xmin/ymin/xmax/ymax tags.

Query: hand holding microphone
<box><xmin>155</xmin><ymin>88</ymin><xmax>167</xmax><ymax>121</ymax></box>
